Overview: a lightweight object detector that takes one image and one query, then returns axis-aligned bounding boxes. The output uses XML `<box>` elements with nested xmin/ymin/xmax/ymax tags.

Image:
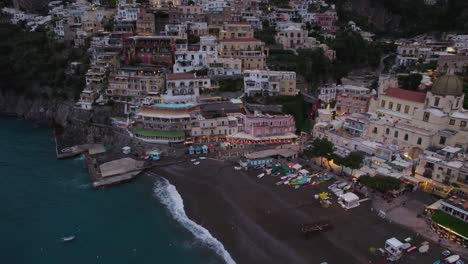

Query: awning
<box><xmin>292</xmin><ymin>164</ymin><xmax>302</xmax><ymax>170</ymax></box>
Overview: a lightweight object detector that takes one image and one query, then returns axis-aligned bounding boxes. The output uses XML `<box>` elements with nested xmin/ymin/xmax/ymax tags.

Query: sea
<box><xmin>0</xmin><ymin>118</ymin><xmax>234</xmax><ymax>264</ymax></box>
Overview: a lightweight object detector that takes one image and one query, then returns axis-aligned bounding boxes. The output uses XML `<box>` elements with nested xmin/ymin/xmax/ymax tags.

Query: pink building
<box><xmin>315</xmin><ymin>11</ymin><xmax>338</xmax><ymax>33</ymax></box>
<box><xmin>227</xmin><ymin>112</ymin><xmax>297</xmax><ymax>145</ymax></box>
<box><xmin>335</xmin><ymin>85</ymin><xmax>373</xmax><ymax>115</ymax></box>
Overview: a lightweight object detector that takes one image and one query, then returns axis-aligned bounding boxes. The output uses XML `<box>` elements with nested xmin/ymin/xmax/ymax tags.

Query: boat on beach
<box><xmin>61</xmin><ymin>236</ymin><xmax>75</xmax><ymax>242</ymax></box>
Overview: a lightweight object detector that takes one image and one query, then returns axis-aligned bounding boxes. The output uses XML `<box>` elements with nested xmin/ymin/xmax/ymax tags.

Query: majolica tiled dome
<box><xmin>431</xmin><ymin>73</ymin><xmax>464</xmax><ymax>97</ymax></box>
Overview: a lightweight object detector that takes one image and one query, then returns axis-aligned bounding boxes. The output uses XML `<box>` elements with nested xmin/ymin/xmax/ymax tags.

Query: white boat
<box><xmin>257</xmin><ymin>173</ymin><xmax>265</xmax><ymax>178</ymax></box>
<box><xmin>61</xmin><ymin>236</ymin><xmax>75</xmax><ymax>242</ymax></box>
<box><xmin>234</xmin><ymin>166</ymin><xmax>242</xmax><ymax>170</ymax></box>
<box><xmin>199</xmin><ymin>157</ymin><xmax>207</xmax><ymax>160</ymax></box>
<box><xmin>193</xmin><ymin>161</ymin><xmax>200</xmax><ymax>165</ymax></box>
<box><xmin>190</xmin><ymin>159</ymin><xmax>197</xmax><ymax>162</ymax></box>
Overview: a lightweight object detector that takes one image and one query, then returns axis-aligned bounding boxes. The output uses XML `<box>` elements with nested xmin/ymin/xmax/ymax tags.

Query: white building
<box><xmin>208</xmin><ymin>57</ymin><xmax>242</xmax><ymax>76</ymax></box>
<box><xmin>163</xmin><ymin>73</ymin><xmax>212</xmax><ymax>104</ymax></box>
<box><xmin>454</xmin><ymin>35</ymin><xmax>468</xmax><ymax>51</ymax></box>
<box><xmin>318</xmin><ymin>85</ymin><xmax>337</xmax><ymax>104</ymax></box>
<box><xmin>116</xmin><ymin>4</ymin><xmax>138</xmax><ymax>21</ymax></box>
<box><xmin>243</xmin><ymin>70</ymin><xmax>297</xmax><ymax>97</ymax></box>
<box><xmin>202</xmin><ymin>0</ymin><xmax>226</xmax><ymax>12</ymax></box>
<box><xmin>173</xmin><ymin>50</ymin><xmax>208</xmax><ymax>73</ymax></box>
<box><xmin>173</xmin><ymin>36</ymin><xmax>218</xmax><ymax>73</ymax></box>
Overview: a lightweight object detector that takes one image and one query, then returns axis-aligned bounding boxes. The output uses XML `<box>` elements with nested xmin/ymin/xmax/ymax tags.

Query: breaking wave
<box><xmin>153</xmin><ymin>177</ymin><xmax>235</xmax><ymax>264</ymax></box>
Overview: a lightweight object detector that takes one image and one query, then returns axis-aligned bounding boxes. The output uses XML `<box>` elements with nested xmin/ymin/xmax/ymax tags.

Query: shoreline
<box><xmin>151</xmin><ymin>159</ymin><xmax>447</xmax><ymax>264</ymax></box>
<box><xmin>0</xmin><ymin>107</ymin><xmax>458</xmax><ymax>263</ymax></box>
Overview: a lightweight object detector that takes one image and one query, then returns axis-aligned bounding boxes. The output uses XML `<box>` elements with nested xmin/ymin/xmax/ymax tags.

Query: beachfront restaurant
<box><xmin>132</xmin><ymin>127</ymin><xmax>185</xmax><ymax>144</ymax></box>
<box><xmin>240</xmin><ymin>148</ymin><xmax>298</xmax><ymax>168</ymax></box>
<box><xmin>426</xmin><ymin>198</ymin><xmax>468</xmax><ymax>247</ymax></box>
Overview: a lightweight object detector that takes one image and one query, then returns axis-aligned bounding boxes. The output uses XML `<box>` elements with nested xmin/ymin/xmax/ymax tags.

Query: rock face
<box><xmin>0</xmin><ymin>91</ymin><xmax>132</xmax><ymax>147</ymax></box>
<box><xmin>12</xmin><ymin>0</ymin><xmax>49</xmax><ymax>14</ymax></box>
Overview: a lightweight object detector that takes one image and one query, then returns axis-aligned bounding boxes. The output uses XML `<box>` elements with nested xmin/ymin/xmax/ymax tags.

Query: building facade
<box><xmin>243</xmin><ymin>70</ymin><xmax>297</xmax><ymax>96</ymax></box>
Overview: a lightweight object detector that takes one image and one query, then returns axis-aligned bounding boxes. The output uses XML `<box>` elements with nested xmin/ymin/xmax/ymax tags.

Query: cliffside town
<box><xmin>1</xmin><ymin>0</ymin><xmax>468</xmax><ymax>256</ymax></box>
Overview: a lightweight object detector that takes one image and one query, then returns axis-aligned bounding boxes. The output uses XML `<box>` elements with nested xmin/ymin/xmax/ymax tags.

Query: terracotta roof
<box><xmin>166</xmin><ymin>73</ymin><xmax>196</xmax><ymax>80</ymax></box>
<box><xmin>384</xmin><ymin>87</ymin><xmax>426</xmax><ymax>103</ymax></box>
<box><xmin>219</xmin><ymin>38</ymin><xmax>260</xmax><ymax>42</ymax></box>
<box><xmin>225</xmin><ymin>22</ymin><xmax>250</xmax><ymax>25</ymax></box>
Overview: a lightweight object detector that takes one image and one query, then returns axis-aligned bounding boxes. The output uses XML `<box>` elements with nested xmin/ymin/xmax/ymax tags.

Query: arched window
<box><xmin>417</xmin><ymin>137</ymin><xmax>422</xmax><ymax>145</ymax></box>
<box><xmin>386</xmin><ymin>128</ymin><xmax>390</xmax><ymax>135</ymax></box>
<box><xmin>394</xmin><ymin>131</ymin><xmax>399</xmax><ymax>138</ymax></box>
<box><xmin>404</xmin><ymin>134</ymin><xmax>408</xmax><ymax>141</ymax></box>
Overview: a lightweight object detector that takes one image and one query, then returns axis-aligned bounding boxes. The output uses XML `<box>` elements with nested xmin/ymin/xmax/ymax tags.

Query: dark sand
<box><xmin>153</xmin><ymin>159</ymin><xmax>445</xmax><ymax>264</ymax></box>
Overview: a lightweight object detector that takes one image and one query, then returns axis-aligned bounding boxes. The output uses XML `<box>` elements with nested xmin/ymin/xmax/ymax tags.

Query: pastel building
<box><xmin>126</xmin><ymin>35</ymin><xmax>175</xmax><ymax>67</ymax></box>
<box><xmin>132</xmin><ymin>103</ymin><xmax>199</xmax><ymax>144</ymax></box>
<box><xmin>227</xmin><ymin>112</ymin><xmax>297</xmax><ymax>145</ymax></box>
<box><xmin>220</xmin><ymin>22</ymin><xmax>254</xmax><ymax>40</ymax></box>
<box><xmin>335</xmin><ymin>85</ymin><xmax>373</xmax><ymax>114</ymax></box>
<box><xmin>136</xmin><ymin>9</ymin><xmax>155</xmax><ymax>35</ymax></box>
<box><xmin>244</xmin><ymin>70</ymin><xmax>297</xmax><ymax>96</ymax></box>
<box><xmin>314</xmin><ymin>10</ymin><xmax>338</xmax><ymax>33</ymax></box>
<box><xmin>106</xmin><ymin>66</ymin><xmax>164</xmax><ymax>106</ymax></box>
<box><xmin>275</xmin><ymin>26</ymin><xmax>307</xmax><ymax>49</ymax></box>
<box><xmin>191</xmin><ymin>102</ymin><xmax>243</xmax><ymax>143</ymax></box>
<box><xmin>163</xmin><ymin>73</ymin><xmax>212</xmax><ymax>104</ymax></box>
<box><xmin>218</xmin><ymin>38</ymin><xmax>267</xmax><ymax>71</ymax></box>
<box><xmin>367</xmin><ymin>73</ymin><xmax>468</xmax><ymax>154</ymax></box>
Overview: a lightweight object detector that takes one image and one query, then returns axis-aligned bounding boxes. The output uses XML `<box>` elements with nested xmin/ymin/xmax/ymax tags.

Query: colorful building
<box><xmin>227</xmin><ymin>112</ymin><xmax>297</xmax><ymax>145</ymax></box>
<box><xmin>243</xmin><ymin>70</ymin><xmax>297</xmax><ymax>96</ymax></box>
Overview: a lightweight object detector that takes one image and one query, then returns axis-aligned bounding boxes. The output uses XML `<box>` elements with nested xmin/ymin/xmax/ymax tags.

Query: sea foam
<box><xmin>154</xmin><ymin>177</ymin><xmax>236</xmax><ymax>264</ymax></box>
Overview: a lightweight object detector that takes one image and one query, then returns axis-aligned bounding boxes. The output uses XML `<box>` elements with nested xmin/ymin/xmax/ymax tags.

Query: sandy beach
<box><xmin>152</xmin><ymin>158</ymin><xmax>446</xmax><ymax>264</ymax></box>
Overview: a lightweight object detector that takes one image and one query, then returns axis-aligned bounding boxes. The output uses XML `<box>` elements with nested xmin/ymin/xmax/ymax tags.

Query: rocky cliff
<box><xmin>0</xmin><ymin>91</ymin><xmax>132</xmax><ymax>147</ymax></box>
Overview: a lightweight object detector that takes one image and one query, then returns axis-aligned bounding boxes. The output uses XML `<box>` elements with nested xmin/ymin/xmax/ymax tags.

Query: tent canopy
<box><xmin>292</xmin><ymin>164</ymin><xmax>302</xmax><ymax>170</ymax></box>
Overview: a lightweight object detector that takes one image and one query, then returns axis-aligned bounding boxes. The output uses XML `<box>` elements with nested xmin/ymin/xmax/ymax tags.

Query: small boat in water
<box><xmin>193</xmin><ymin>161</ymin><xmax>200</xmax><ymax>165</ymax></box>
<box><xmin>61</xmin><ymin>236</ymin><xmax>75</xmax><ymax>242</ymax></box>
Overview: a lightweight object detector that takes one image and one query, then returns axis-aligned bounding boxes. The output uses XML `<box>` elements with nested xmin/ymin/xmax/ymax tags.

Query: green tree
<box><xmin>334</xmin><ymin>151</ymin><xmax>364</xmax><ymax>176</ymax></box>
<box><xmin>304</xmin><ymin>138</ymin><xmax>334</xmax><ymax>167</ymax></box>
<box><xmin>398</xmin><ymin>73</ymin><xmax>422</xmax><ymax>91</ymax></box>
<box><xmin>359</xmin><ymin>175</ymin><xmax>402</xmax><ymax>193</ymax></box>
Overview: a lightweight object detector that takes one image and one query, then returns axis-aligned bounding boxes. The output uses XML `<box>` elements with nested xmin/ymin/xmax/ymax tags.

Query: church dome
<box><xmin>431</xmin><ymin>73</ymin><xmax>464</xmax><ymax>97</ymax></box>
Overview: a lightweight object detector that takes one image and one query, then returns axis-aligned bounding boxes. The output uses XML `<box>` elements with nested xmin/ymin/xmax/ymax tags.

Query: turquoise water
<box><xmin>0</xmin><ymin>118</ymin><xmax>224</xmax><ymax>264</ymax></box>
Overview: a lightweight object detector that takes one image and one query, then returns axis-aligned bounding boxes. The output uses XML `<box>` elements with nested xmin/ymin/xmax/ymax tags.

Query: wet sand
<box><xmin>153</xmin><ymin>159</ymin><xmax>444</xmax><ymax>264</ymax></box>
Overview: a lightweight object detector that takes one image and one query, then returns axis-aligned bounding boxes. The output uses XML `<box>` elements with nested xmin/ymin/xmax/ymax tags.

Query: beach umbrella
<box><xmin>418</xmin><ymin>244</ymin><xmax>429</xmax><ymax>253</ymax></box>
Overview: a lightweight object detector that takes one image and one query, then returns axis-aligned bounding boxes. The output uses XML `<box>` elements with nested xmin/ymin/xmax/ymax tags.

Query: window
<box><xmin>439</xmin><ymin>136</ymin><xmax>446</xmax><ymax>145</ymax></box>
<box><xmin>380</xmin><ymin>100</ymin><xmax>386</xmax><ymax>108</ymax></box>
<box><xmin>423</xmin><ymin>112</ymin><xmax>430</xmax><ymax>122</ymax></box>
<box><xmin>388</xmin><ymin>102</ymin><xmax>393</xmax><ymax>110</ymax></box>
<box><xmin>394</xmin><ymin>131</ymin><xmax>399</xmax><ymax>138</ymax></box>
<box><xmin>404</xmin><ymin>105</ymin><xmax>410</xmax><ymax>114</ymax></box>
<box><xmin>372</xmin><ymin>127</ymin><xmax>377</xmax><ymax>134</ymax></box>
<box><xmin>449</xmin><ymin>119</ymin><xmax>455</xmax><ymax>125</ymax></box>
<box><xmin>417</xmin><ymin>137</ymin><xmax>422</xmax><ymax>145</ymax></box>
<box><xmin>386</xmin><ymin>128</ymin><xmax>390</xmax><ymax>135</ymax></box>
<box><xmin>434</xmin><ymin>97</ymin><xmax>440</xmax><ymax>107</ymax></box>
<box><xmin>396</xmin><ymin>104</ymin><xmax>401</xmax><ymax>112</ymax></box>
<box><xmin>461</xmin><ymin>121</ymin><xmax>467</xmax><ymax>127</ymax></box>
<box><xmin>404</xmin><ymin>134</ymin><xmax>408</xmax><ymax>141</ymax></box>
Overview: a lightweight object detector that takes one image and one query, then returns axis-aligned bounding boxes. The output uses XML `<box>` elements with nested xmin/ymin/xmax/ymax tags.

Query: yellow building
<box><xmin>136</xmin><ymin>10</ymin><xmax>155</xmax><ymax>35</ymax></box>
<box><xmin>220</xmin><ymin>22</ymin><xmax>254</xmax><ymax>40</ymax></box>
<box><xmin>219</xmin><ymin>38</ymin><xmax>267</xmax><ymax>71</ymax></box>
<box><xmin>367</xmin><ymin>72</ymin><xmax>468</xmax><ymax>156</ymax></box>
